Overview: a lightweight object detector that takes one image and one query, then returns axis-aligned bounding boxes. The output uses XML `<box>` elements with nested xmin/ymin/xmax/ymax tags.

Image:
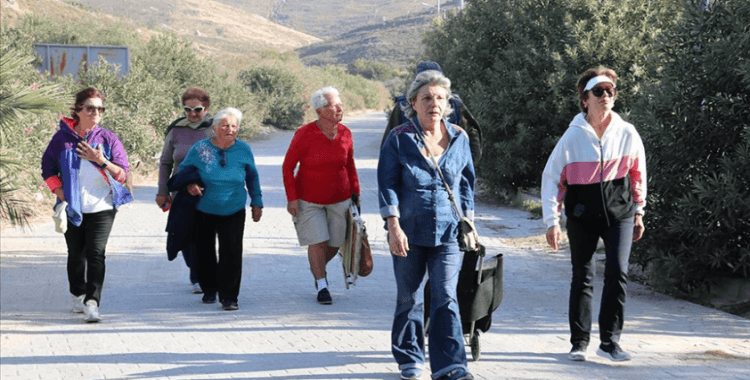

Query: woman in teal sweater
<box><xmin>179</xmin><ymin>107</ymin><xmax>263</xmax><ymax>311</ymax></box>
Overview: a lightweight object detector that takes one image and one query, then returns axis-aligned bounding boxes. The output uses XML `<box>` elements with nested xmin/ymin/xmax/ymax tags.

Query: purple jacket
<box><xmin>41</xmin><ymin>118</ymin><xmax>133</xmax><ymax>226</ymax></box>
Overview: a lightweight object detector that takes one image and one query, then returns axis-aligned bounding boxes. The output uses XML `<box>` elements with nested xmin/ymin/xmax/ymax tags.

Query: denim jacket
<box><xmin>378</xmin><ymin>117</ymin><xmax>475</xmax><ymax>247</ymax></box>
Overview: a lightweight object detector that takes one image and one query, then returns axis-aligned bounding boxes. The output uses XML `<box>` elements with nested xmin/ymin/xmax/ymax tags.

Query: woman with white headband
<box><xmin>541</xmin><ymin>66</ymin><xmax>647</xmax><ymax>363</ymax></box>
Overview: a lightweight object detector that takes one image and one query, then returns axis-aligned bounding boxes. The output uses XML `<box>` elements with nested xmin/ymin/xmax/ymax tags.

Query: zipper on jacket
<box><xmin>598</xmin><ymin>139</ymin><xmax>611</xmax><ymax>227</ymax></box>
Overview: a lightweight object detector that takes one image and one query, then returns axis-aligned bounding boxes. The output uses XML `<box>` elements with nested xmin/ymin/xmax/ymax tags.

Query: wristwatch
<box><xmin>98</xmin><ymin>160</ymin><xmax>108</xmax><ymax>169</ymax></box>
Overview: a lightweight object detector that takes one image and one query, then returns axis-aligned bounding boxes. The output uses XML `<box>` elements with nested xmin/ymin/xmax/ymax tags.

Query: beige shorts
<box><xmin>293</xmin><ymin>199</ymin><xmax>351</xmax><ymax>247</ymax></box>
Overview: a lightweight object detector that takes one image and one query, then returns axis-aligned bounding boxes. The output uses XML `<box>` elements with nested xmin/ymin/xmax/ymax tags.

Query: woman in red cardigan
<box><xmin>282</xmin><ymin>86</ymin><xmax>360</xmax><ymax>305</ymax></box>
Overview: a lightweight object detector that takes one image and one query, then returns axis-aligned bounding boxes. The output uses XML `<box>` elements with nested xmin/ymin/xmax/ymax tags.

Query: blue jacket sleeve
<box><xmin>244</xmin><ymin>150</ymin><xmax>263</xmax><ymax>208</ymax></box>
<box><xmin>377</xmin><ymin>129</ymin><xmax>402</xmax><ymax>220</ymax></box>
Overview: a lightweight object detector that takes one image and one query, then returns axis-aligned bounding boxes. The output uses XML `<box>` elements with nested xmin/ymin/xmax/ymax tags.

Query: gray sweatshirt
<box><xmin>157</xmin><ymin>116</ymin><xmax>214</xmax><ymax>195</ymax></box>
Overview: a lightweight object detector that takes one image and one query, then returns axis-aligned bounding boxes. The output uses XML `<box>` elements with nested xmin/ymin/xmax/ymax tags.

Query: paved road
<box><xmin>1</xmin><ymin>112</ymin><xmax>748</xmax><ymax>380</ymax></box>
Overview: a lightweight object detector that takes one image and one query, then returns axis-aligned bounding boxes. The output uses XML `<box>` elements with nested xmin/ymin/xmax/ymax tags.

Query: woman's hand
<box><xmin>53</xmin><ymin>187</ymin><xmax>66</xmax><ymax>202</ymax></box>
<box><xmin>251</xmin><ymin>206</ymin><xmax>262</xmax><ymax>222</ymax></box>
<box><xmin>387</xmin><ymin>216</ymin><xmax>409</xmax><ymax>257</ymax></box>
<box><xmin>187</xmin><ymin>183</ymin><xmax>203</xmax><ymax>196</ymax></box>
<box><xmin>633</xmin><ymin>214</ymin><xmax>645</xmax><ymax>242</ymax></box>
<box><xmin>155</xmin><ymin>194</ymin><xmax>170</xmax><ymax>208</ymax></box>
<box><xmin>546</xmin><ymin>225</ymin><xmax>562</xmax><ymax>251</ymax></box>
<box><xmin>286</xmin><ymin>199</ymin><xmax>299</xmax><ymax>218</ymax></box>
<box><xmin>76</xmin><ymin>141</ymin><xmax>105</xmax><ymax>166</ymax></box>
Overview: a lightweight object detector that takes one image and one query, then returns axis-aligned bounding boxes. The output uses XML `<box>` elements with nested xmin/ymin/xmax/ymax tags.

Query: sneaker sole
<box><xmin>568</xmin><ymin>352</ymin><xmax>586</xmax><ymax>361</ymax></box>
<box><xmin>596</xmin><ymin>348</ymin><xmax>631</xmax><ymax>362</ymax></box>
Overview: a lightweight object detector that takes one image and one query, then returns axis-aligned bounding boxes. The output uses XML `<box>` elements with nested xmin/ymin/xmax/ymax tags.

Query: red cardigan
<box><xmin>282</xmin><ymin>121</ymin><xmax>360</xmax><ymax>205</ymax></box>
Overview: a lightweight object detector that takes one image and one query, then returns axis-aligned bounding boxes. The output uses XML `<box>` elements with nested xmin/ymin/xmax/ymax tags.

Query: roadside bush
<box><xmin>239</xmin><ymin>65</ymin><xmax>306</xmax><ymax>130</ymax></box>
<box><xmin>347</xmin><ymin>58</ymin><xmax>401</xmax><ymax>81</ymax></box>
<box><xmin>629</xmin><ymin>0</ymin><xmax>750</xmax><ymax>293</ymax></box>
<box><xmin>422</xmin><ymin>0</ymin><xmax>681</xmax><ymax>200</ymax></box>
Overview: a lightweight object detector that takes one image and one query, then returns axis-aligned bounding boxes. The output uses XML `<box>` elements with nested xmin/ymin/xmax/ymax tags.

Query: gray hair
<box><xmin>212</xmin><ymin>107</ymin><xmax>243</xmax><ymax>127</ymax></box>
<box><xmin>402</xmin><ymin>70</ymin><xmax>453</xmax><ymax>119</ymax></box>
<box><xmin>311</xmin><ymin>86</ymin><xmax>340</xmax><ymax>110</ymax></box>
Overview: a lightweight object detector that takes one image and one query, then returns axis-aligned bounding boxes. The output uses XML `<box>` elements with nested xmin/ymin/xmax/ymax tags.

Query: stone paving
<box><xmin>1</xmin><ymin>112</ymin><xmax>748</xmax><ymax>380</ymax></box>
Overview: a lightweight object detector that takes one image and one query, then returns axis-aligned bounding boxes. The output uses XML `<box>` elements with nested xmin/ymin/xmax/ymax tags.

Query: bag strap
<box><xmin>411</xmin><ymin>118</ymin><xmax>464</xmax><ymax>220</ymax></box>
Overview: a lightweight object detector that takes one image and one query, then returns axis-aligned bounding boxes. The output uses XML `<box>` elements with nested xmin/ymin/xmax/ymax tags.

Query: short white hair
<box><xmin>212</xmin><ymin>107</ymin><xmax>243</xmax><ymax>127</ymax></box>
<box><xmin>311</xmin><ymin>86</ymin><xmax>340</xmax><ymax>110</ymax></box>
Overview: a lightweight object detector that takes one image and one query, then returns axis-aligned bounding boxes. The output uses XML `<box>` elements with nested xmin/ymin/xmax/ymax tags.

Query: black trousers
<box><xmin>64</xmin><ymin>209</ymin><xmax>117</xmax><ymax>305</ymax></box>
<box><xmin>567</xmin><ymin>216</ymin><xmax>634</xmax><ymax>346</ymax></box>
<box><xmin>195</xmin><ymin>209</ymin><xmax>246</xmax><ymax>302</ymax></box>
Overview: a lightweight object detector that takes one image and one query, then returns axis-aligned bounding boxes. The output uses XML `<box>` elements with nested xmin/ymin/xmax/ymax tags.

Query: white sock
<box><xmin>316</xmin><ymin>278</ymin><xmax>328</xmax><ymax>290</ymax></box>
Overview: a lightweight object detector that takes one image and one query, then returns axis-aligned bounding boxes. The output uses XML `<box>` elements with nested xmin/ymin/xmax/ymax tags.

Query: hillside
<box><xmin>296</xmin><ymin>10</ymin><xmax>438</xmax><ymax>70</ymax></box>
<box><xmin>3</xmin><ymin>0</ymin><xmax>467</xmax><ymax>71</ymax></box>
<box><xmin>1</xmin><ymin>0</ymin><xmax>320</xmax><ymax>58</ymax></box>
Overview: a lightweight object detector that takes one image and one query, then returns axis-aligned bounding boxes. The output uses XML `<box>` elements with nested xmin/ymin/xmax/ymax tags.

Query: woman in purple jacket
<box><xmin>41</xmin><ymin>87</ymin><xmax>133</xmax><ymax>323</ymax></box>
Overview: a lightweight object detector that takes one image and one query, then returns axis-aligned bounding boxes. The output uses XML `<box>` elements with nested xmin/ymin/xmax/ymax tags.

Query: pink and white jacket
<box><xmin>541</xmin><ymin>112</ymin><xmax>646</xmax><ymax>228</ymax></box>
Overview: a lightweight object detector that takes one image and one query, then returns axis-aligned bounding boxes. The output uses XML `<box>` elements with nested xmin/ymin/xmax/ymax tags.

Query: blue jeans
<box><xmin>391</xmin><ymin>242</ymin><xmax>467</xmax><ymax>379</ymax></box>
<box><xmin>567</xmin><ymin>217</ymin><xmax>634</xmax><ymax>346</ymax></box>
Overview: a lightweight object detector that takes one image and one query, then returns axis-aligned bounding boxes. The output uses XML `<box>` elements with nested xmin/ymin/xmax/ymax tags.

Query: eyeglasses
<box><xmin>84</xmin><ymin>106</ymin><xmax>106</xmax><ymax>114</ymax></box>
<box><xmin>183</xmin><ymin>106</ymin><xmax>205</xmax><ymax>113</ymax></box>
<box><xmin>591</xmin><ymin>86</ymin><xmax>616</xmax><ymax>98</ymax></box>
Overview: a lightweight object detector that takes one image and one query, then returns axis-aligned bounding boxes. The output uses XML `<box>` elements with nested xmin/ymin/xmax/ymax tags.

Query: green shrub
<box><xmin>0</xmin><ymin>37</ymin><xmax>67</xmax><ymax>227</ymax></box>
<box><xmin>347</xmin><ymin>58</ymin><xmax>402</xmax><ymax>81</ymax></box>
<box><xmin>630</xmin><ymin>0</ymin><xmax>750</xmax><ymax>293</ymax></box>
<box><xmin>422</xmin><ymin>0</ymin><xmax>682</xmax><ymax>200</ymax></box>
<box><xmin>239</xmin><ymin>65</ymin><xmax>306</xmax><ymax>129</ymax></box>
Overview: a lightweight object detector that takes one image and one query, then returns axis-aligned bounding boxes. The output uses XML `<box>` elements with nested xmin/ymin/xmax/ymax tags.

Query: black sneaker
<box><xmin>202</xmin><ymin>292</ymin><xmax>217</xmax><ymax>304</ymax></box>
<box><xmin>568</xmin><ymin>344</ymin><xmax>587</xmax><ymax>361</ymax></box>
<box><xmin>317</xmin><ymin>288</ymin><xmax>333</xmax><ymax>304</ymax></box>
<box><xmin>597</xmin><ymin>342</ymin><xmax>631</xmax><ymax>361</ymax></box>
<box><xmin>437</xmin><ymin>368</ymin><xmax>474</xmax><ymax>380</ymax></box>
<box><xmin>221</xmin><ymin>299</ymin><xmax>238</xmax><ymax>311</ymax></box>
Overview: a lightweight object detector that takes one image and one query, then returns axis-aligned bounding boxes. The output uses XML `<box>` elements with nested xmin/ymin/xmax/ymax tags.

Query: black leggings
<box><xmin>65</xmin><ymin>209</ymin><xmax>117</xmax><ymax>305</ymax></box>
<box><xmin>567</xmin><ymin>216</ymin><xmax>634</xmax><ymax>346</ymax></box>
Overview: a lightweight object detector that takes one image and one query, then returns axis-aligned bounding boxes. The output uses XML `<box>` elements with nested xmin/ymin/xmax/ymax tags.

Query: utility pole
<box><xmin>437</xmin><ymin>0</ymin><xmax>440</xmax><ymax>15</ymax></box>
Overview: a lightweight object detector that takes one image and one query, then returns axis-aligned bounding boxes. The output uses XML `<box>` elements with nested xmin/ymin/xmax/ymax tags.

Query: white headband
<box><xmin>584</xmin><ymin>75</ymin><xmax>616</xmax><ymax>91</ymax></box>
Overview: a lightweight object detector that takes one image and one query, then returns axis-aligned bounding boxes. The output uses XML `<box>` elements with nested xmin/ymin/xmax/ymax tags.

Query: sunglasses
<box><xmin>84</xmin><ymin>106</ymin><xmax>106</xmax><ymax>114</ymax></box>
<box><xmin>183</xmin><ymin>106</ymin><xmax>205</xmax><ymax>113</ymax></box>
<box><xmin>218</xmin><ymin>149</ymin><xmax>226</xmax><ymax>168</ymax></box>
<box><xmin>591</xmin><ymin>86</ymin><xmax>616</xmax><ymax>98</ymax></box>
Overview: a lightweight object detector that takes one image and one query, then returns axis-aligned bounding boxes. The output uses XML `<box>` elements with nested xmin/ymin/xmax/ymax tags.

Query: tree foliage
<box><xmin>630</xmin><ymin>0</ymin><xmax>750</xmax><ymax>292</ymax></box>
<box><xmin>0</xmin><ymin>39</ymin><xmax>66</xmax><ymax>229</ymax></box>
<box><xmin>423</xmin><ymin>0</ymin><xmax>681</xmax><ymax>198</ymax></box>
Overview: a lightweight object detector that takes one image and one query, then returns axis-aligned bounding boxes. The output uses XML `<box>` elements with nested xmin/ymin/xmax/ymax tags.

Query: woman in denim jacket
<box><xmin>378</xmin><ymin>70</ymin><xmax>476</xmax><ymax>380</ymax></box>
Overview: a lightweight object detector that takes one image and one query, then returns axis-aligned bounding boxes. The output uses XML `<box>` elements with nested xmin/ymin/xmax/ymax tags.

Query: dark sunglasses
<box><xmin>218</xmin><ymin>149</ymin><xmax>226</xmax><ymax>168</ymax></box>
<box><xmin>183</xmin><ymin>106</ymin><xmax>205</xmax><ymax>113</ymax></box>
<box><xmin>84</xmin><ymin>106</ymin><xmax>106</xmax><ymax>114</ymax></box>
<box><xmin>591</xmin><ymin>86</ymin><xmax>616</xmax><ymax>98</ymax></box>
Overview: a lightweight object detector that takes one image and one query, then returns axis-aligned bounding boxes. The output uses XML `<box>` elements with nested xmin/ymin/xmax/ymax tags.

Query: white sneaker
<box><xmin>83</xmin><ymin>300</ymin><xmax>101</xmax><ymax>323</ymax></box>
<box><xmin>192</xmin><ymin>283</ymin><xmax>203</xmax><ymax>294</ymax></box>
<box><xmin>72</xmin><ymin>294</ymin><xmax>85</xmax><ymax>313</ymax></box>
